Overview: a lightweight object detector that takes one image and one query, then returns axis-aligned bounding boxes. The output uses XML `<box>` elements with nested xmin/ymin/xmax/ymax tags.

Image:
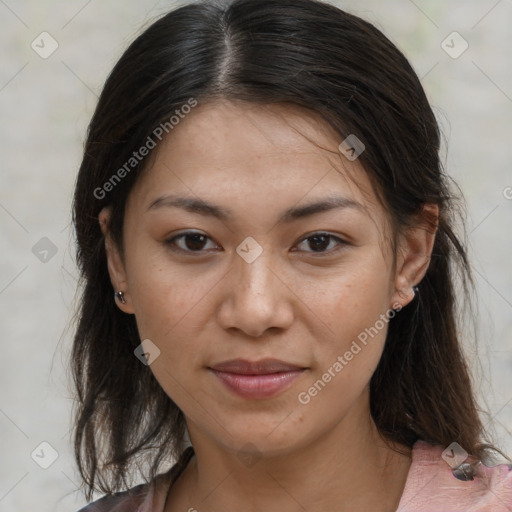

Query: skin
<box><xmin>99</xmin><ymin>100</ymin><xmax>438</xmax><ymax>512</ymax></box>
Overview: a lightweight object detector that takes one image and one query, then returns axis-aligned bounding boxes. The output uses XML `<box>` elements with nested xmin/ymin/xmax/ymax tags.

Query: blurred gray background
<box><xmin>1</xmin><ymin>1</ymin><xmax>511</xmax><ymax>510</ymax></box>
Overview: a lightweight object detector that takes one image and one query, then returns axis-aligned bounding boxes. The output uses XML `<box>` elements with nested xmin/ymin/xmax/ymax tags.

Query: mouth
<box><xmin>208</xmin><ymin>358</ymin><xmax>307</xmax><ymax>399</ymax></box>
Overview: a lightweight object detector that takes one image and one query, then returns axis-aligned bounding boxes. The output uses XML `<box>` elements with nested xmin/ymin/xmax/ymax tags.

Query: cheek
<box><xmin>124</xmin><ymin>248</ymin><xmax>215</xmax><ymax>388</ymax></box>
<box><xmin>128</xmin><ymin>264</ymin><xmax>207</xmax><ymax>411</ymax></box>
<box><xmin>125</xmin><ymin>245</ymin><xmax>206</xmax><ymax>338</ymax></box>
<box><xmin>300</xmin><ymin>252</ymin><xmax>392</xmax><ymax>337</ymax></box>
<box><xmin>296</xmin><ymin>253</ymin><xmax>392</xmax><ymax>399</ymax></box>
<box><xmin>294</xmin><ymin>295</ymin><xmax>390</xmax><ymax>435</ymax></box>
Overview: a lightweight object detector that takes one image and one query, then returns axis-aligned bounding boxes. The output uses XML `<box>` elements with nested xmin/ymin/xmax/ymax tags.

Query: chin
<box><xmin>207</xmin><ymin>411</ymin><xmax>310</xmax><ymax>457</ymax></box>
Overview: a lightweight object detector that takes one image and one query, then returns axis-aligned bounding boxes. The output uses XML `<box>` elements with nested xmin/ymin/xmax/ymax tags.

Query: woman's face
<box><xmin>101</xmin><ymin>100</ymin><xmax>427</xmax><ymax>457</ymax></box>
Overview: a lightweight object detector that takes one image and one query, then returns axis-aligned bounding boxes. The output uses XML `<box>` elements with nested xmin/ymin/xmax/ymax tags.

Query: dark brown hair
<box><xmin>71</xmin><ymin>0</ymin><xmax>501</xmax><ymax>500</ymax></box>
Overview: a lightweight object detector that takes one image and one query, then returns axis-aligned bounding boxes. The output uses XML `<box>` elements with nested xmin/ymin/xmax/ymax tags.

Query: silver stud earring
<box><xmin>452</xmin><ymin>461</ymin><xmax>480</xmax><ymax>481</ymax></box>
<box><xmin>114</xmin><ymin>290</ymin><xmax>126</xmax><ymax>304</ymax></box>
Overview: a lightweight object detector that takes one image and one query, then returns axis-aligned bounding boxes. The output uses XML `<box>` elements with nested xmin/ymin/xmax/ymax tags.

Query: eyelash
<box><xmin>164</xmin><ymin>231</ymin><xmax>348</xmax><ymax>257</ymax></box>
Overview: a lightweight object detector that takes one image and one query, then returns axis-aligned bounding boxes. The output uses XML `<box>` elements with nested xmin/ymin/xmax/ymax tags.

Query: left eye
<box><xmin>294</xmin><ymin>233</ymin><xmax>347</xmax><ymax>254</ymax></box>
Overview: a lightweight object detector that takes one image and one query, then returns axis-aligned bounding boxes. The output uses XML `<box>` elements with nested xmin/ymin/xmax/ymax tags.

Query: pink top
<box><xmin>78</xmin><ymin>441</ymin><xmax>512</xmax><ymax>511</ymax></box>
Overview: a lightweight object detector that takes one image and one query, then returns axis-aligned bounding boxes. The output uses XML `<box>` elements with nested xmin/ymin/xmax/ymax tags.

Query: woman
<box><xmin>71</xmin><ymin>0</ymin><xmax>512</xmax><ymax>510</ymax></box>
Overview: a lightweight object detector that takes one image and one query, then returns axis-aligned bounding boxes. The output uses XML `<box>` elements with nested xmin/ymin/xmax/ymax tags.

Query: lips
<box><xmin>210</xmin><ymin>358</ymin><xmax>304</xmax><ymax>375</ymax></box>
<box><xmin>208</xmin><ymin>358</ymin><xmax>306</xmax><ymax>399</ymax></box>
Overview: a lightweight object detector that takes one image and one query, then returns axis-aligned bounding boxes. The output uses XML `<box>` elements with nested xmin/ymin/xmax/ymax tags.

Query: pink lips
<box><xmin>208</xmin><ymin>359</ymin><xmax>306</xmax><ymax>399</ymax></box>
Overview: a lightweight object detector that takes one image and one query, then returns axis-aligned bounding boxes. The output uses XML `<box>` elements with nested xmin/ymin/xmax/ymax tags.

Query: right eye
<box><xmin>164</xmin><ymin>231</ymin><xmax>221</xmax><ymax>254</ymax></box>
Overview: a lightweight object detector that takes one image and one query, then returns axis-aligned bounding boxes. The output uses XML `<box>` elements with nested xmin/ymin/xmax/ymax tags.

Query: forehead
<box><xmin>128</xmin><ymin>100</ymin><xmax>383</xmax><ymax>223</ymax></box>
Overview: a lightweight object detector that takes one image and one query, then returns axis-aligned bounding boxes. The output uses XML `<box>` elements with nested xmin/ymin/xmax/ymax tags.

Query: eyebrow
<box><xmin>146</xmin><ymin>194</ymin><xmax>365</xmax><ymax>224</ymax></box>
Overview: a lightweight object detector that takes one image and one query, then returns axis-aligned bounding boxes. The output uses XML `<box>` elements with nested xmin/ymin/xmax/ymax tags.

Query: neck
<box><xmin>165</xmin><ymin>398</ymin><xmax>412</xmax><ymax>512</ymax></box>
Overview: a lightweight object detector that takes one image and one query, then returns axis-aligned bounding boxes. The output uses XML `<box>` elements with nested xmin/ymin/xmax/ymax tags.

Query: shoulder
<box><xmin>75</xmin><ymin>447</ymin><xmax>195</xmax><ymax>512</ymax></box>
<box><xmin>398</xmin><ymin>440</ymin><xmax>512</xmax><ymax>511</ymax></box>
<box><xmin>76</xmin><ymin>482</ymin><xmax>152</xmax><ymax>512</ymax></box>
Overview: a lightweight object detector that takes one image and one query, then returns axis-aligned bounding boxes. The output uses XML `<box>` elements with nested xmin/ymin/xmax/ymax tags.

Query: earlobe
<box><xmin>98</xmin><ymin>207</ymin><xmax>135</xmax><ymax>315</ymax></box>
<box><xmin>390</xmin><ymin>203</ymin><xmax>438</xmax><ymax>309</ymax></box>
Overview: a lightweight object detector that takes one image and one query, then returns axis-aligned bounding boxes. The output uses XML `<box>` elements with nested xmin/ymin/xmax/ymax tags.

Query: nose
<box><xmin>216</xmin><ymin>249</ymin><xmax>295</xmax><ymax>338</ymax></box>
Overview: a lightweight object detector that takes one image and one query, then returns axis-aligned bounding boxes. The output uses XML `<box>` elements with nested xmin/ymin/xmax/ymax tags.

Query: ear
<box><xmin>390</xmin><ymin>203</ymin><xmax>438</xmax><ymax>309</ymax></box>
<box><xmin>99</xmin><ymin>206</ymin><xmax>135</xmax><ymax>314</ymax></box>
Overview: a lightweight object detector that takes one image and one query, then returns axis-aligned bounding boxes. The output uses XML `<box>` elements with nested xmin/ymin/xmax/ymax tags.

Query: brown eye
<box><xmin>295</xmin><ymin>232</ymin><xmax>347</xmax><ymax>255</ymax></box>
<box><xmin>165</xmin><ymin>232</ymin><xmax>220</xmax><ymax>254</ymax></box>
